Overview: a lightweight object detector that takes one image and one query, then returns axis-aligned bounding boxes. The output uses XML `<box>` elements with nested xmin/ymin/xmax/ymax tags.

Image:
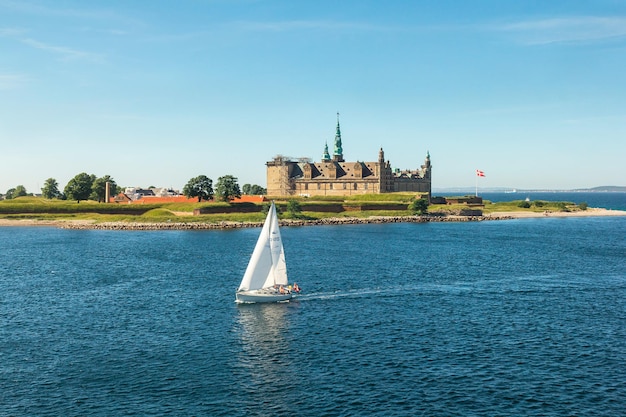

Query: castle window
<box><xmin>353</xmin><ymin>183</ymin><xmax>357</xmax><ymax>190</ymax></box>
<box><xmin>343</xmin><ymin>183</ymin><xmax>347</xmax><ymax>189</ymax></box>
<box><xmin>330</xmin><ymin>183</ymin><xmax>333</xmax><ymax>190</ymax></box>
<box><xmin>317</xmin><ymin>183</ymin><xmax>321</xmax><ymax>190</ymax></box>
<box><xmin>305</xmin><ymin>184</ymin><xmax>308</xmax><ymax>190</ymax></box>
<box><xmin>364</xmin><ymin>183</ymin><xmax>368</xmax><ymax>190</ymax></box>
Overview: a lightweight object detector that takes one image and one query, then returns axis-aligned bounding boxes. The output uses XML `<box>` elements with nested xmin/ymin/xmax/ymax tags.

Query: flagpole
<box><xmin>475</xmin><ymin>169</ymin><xmax>484</xmax><ymax>196</ymax></box>
<box><xmin>475</xmin><ymin>173</ymin><xmax>478</xmax><ymax>197</ymax></box>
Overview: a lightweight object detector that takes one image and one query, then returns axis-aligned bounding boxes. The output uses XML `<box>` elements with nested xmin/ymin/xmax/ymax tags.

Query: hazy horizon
<box><xmin>433</xmin><ymin>185</ymin><xmax>626</xmax><ymax>193</ymax></box>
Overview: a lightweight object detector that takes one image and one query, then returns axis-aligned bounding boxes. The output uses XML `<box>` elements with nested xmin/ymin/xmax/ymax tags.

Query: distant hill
<box><xmin>578</xmin><ymin>186</ymin><xmax>626</xmax><ymax>192</ymax></box>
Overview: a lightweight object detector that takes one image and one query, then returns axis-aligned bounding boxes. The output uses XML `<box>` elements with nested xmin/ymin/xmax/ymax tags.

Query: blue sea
<box><xmin>1</xmin><ymin>192</ymin><xmax>625</xmax><ymax>416</ymax></box>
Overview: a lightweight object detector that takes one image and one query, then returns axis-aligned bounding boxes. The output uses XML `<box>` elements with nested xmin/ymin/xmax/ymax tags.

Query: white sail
<box><xmin>266</xmin><ymin>204</ymin><xmax>288</xmax><ymax>287</ymax></box>
<box><xmin>238</xmin><ymin>202</ymin><xmax>288</xmax><ymax>291</ymax></box>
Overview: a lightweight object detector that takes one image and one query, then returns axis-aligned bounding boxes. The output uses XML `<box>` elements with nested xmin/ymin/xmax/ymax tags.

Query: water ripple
<box><xmin>1</xmin><ymin>219</ymin><xmax>625</xmax><ymax>416</ymax></box>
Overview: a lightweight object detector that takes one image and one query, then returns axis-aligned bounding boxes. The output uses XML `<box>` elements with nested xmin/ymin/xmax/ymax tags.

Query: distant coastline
<box><xmin>434</xmin><ymin>186</ymin><xmax>626</xmax><ymax>193</ymax></box>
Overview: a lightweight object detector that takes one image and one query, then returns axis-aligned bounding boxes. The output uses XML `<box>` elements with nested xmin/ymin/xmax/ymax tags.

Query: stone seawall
<box><xmin>60</xmin><ymin>215</ymin><xmax>509</xmax><ymax>231</ymax></box>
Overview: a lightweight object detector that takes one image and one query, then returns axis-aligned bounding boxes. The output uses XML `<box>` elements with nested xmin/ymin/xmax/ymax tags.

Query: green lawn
<box><xmin>0</xmin><ymin>195</ymin><xmax>586</xmax><ymax>223</ymax></box>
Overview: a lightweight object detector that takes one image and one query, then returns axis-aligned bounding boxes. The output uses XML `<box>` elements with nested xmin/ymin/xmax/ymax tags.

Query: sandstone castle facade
<box><xmin>266</xmin><ymin>114</ymin><xmax>432</xmax><ymax>198</ymax></box>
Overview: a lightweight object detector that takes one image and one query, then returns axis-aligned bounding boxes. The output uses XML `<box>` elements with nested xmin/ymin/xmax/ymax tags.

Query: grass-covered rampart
<box><xmin>0</xmin><ymin>195</ymin><xmax>588</xmax><ymax>224</ymax></box>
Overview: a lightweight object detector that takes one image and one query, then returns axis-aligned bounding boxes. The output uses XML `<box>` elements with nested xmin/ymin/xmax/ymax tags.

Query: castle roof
<box><xmin>322</xmin><ymin>142</ymin><xmax>331</xmax><ymax>161</ymax></box>
<box><xmin>333</xmin><ymin>112</ymin><xmax>344</xmax><ymax>162</ymax></box>
<box><xmin>299</xmin><ymin>160</ymin><xmax>378</xmax><ymax>180</ymax></box>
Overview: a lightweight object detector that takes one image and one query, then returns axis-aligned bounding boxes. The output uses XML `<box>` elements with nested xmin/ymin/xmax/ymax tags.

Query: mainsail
<box><xmin>238</xmin><ymin>202</ymin><xmax>288</xmax><ymax>291</ymax></box>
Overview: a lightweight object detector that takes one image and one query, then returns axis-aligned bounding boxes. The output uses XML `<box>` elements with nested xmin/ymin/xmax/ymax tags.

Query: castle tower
<box><xmin>322</xmin><ymin>142</ymin><xmax>331</xmax><ymax>162</ymax></box>
<box><xmin>423</xmin><ymin>151</ymin><xmax>432</xmax><ymax>179</ymax></box>
<box><xmin>333</xmin><ymin>112</ymin><xmax>344</xmax><ymax>162</ymax></box>
<box><xmin>421</xmin><ymin>151</ymin><xmax>432</xmax><ymax>200</ymax></box>
<box><xmin>378</xmin><ymin>147</ymin><xmax>392</xmax><ymax>192</ymax></box>
<box><xmin>266</xmin><ymin>156</ymin><xmax>296</xmax><ymax>196</ymax></box>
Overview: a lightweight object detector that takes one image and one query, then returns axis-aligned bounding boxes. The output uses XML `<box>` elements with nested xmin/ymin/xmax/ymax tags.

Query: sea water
<box><xmin>1</xmin><ymin>193</ymin><xmax>625</xmax><ymax>416</ymax></box>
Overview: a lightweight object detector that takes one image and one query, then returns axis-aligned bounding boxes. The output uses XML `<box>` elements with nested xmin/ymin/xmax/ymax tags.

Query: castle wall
<box><xmin>294</xmin><ymin>179</ymin><xmax>380</xmax><ymax>197</ymax></box>
<box><xmin>393</xmin><ymin>178</ymin><xmax>431</xmax><ymax>193</ymax></box>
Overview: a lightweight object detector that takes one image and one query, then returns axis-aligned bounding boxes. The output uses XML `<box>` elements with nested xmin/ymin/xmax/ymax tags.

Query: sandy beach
<box><xmin>485</xmin><ymin>207</ymin><xmax>626</xmax><ymax>219</ymax></box>
<box><xmin>0</xmin><ymin>219</ymin><xmax>98</xmax><ymax>227</ymax></box>
<box><xmin>1</xmin><ymin>207</ymin><xmax>624</xmax><ymax>229</ymax></box>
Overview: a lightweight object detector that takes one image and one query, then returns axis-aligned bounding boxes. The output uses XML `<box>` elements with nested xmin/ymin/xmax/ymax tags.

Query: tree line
<box><xmin>1</xmin><ymin>173</ymin><xmax>266</xmax><ymax>203</ymax></box>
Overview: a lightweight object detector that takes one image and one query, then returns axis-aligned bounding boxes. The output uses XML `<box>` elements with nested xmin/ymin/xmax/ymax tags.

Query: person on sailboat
<box><xmin>293</xmin><ymin>282</ymin><xmax>300</xmax><ymax>293</ymax></box>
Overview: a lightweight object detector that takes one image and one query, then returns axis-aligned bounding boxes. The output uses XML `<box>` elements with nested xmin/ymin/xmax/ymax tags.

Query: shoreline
<box><xmin>1</xmin><ymin>208</ymin><xmax>625</xmax><ymax>230</ymax></box>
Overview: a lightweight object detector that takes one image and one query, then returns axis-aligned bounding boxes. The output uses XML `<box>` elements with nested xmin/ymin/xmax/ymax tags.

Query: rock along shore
<box><xmin>57</xmin><ymin>215</ymin><xmax>502</xmax><ymax>230</ymax></box>
<box><xmin>53</xmin><ymin>213</ymin><xmax>521</xmax><ymax>230</ymax></box>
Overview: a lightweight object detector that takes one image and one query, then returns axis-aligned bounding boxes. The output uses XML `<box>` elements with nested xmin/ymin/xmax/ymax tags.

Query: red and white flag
<box><xmin>476</xmin><ymin>169</ymin><xmax>485</xmax><ymax>177</ymax></box>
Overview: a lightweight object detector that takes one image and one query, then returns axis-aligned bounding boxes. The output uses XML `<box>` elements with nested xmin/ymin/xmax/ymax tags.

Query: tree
<box><xmin>215</xmin><ymin>175</ymin><xmax>241</xmax><ymax>202</ymax></box>
<box><xmin>41</xmin><ymin>178</ymin><xmax>62</xmax><ymax>199</ymax></box>
<box><xmin>5</xmin><ymin>188</ymin><xmax>15</xmax><ymax>200</ymax></box>
<box><xmin>556</xmin><ymin>202</ymin><xmax>569</xmax><ymax>211</ymax></box>
<box><xmin>64</xmin><ymin>172</ymin><xmax>94</xmax><ymax>203</ymax></box>
<box><xmin>409</xmin><ymin>198</ymin><xmax>429</xmax><ymax>215</ymax></box>
<box><xmin>253</xmin><ymin>185</ymin><xmax>266</xmax><ymax>195</ymax></box>
<box><xmin>242</xmin><ymin>183</ymin><xmax>267</xmax><ymax>195</ymax></box>
<box><xmin>11</xmin><ymin>185</ymin><xmax>28</xmax><ymax>199</ymax></box>
<box><xmin>91</xmin><ymin>175</ymin><xmax>118</xmax><ymax>203</ymax></box>
<box><xmin>183</xmin><ymin>175</ymin><xmax>213</xmax><ymax>202</ymax></box>
<box><xmin>286</xmin><ymin>199</ymin><xmax>302</xmax><ymax>218</ymax></box>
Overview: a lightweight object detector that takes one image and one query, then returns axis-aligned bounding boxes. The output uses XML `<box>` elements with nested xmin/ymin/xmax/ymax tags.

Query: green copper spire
<box><xmin>322</xmin><ymin>141</ymin><xmax>331</xmax><ymax>161</ymax></box>
<box><xmin>333</xmin><ymin>112</ymin><xmax>344</xmax><ymax>162</ymax></box>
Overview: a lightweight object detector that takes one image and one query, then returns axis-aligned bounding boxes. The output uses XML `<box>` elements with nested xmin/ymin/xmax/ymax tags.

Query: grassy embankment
<box><xmin>0</xmin><ymin>195</ymin><xmax>587</xmax><ymax>224</ymax></box>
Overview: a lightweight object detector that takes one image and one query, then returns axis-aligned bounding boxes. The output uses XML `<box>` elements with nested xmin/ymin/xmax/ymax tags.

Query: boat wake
<box><xmin>296</xmin><ymin>287</ymin><xmax>407</xmax><ymax>302</ymax></box>
<box><xmin>294</xmin><ymin>275</ymin><xmax>576</xmax><ymax>303</ymax></box>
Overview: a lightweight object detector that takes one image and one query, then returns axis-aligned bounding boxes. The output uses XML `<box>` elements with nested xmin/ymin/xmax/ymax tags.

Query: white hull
<box><xmin>236</xmin><ymin>289</ymin><xmax>293</xmax><ymax>304</ymax></box>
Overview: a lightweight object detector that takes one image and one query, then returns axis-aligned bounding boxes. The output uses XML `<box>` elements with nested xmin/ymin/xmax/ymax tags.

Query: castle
<box><xmin>266</xmin><ymin>114</ymin><xmax>432</xmax><ymax>198</ymax></box>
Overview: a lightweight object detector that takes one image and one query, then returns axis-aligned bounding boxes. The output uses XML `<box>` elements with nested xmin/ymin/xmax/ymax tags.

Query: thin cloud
<box><xmin>96</xmin><ymin>112</ymin><xmax>148</xmax><ymax>121</ymax></box>
<box><xmin>0</xmin><ymin>73</ymin><xmax>27</xmax><ymax>90</ymax></box>
<box><xmin>0</xmin><ymin>0</ymin><xmax>142</xmax><ymax>26</ymax></box>
<box><xmin>144</xmin><ymin>20</ymin><xmax>401</xmax><ymax>44</ymax></box>
<box><xmin>0</xmin><ymin>27</ymin><xmax>27</xmax><ymax>36</ymax></box>
<box><xmin>493</xmin><ymin>16</ymin><xmax>626</xmax><ymax>45</ymax></box>
<box><xmin>463</xmin><ymin>102</ymin><xmax>562</xmax><ymax>117</ymax></box>
<box><xmin>232</xmin><ymin>19</ymin><xmax>401</xmax><ymax>33</ymax></box>
<box><xmin>75</xmin><ymin>26</ymin><xmax>130</xmax><ymax>36</ymax></box>
<box><xmin>2</xmin><ymin>27</ymin><xmax>105</xmax><ymax>63</ymax></box>
<box><xmin>561</xmin><ymin>114</ymin><xmax>626</xmax><ymax>125</ymax></box>
<box><xmin>106</xmin><ymin>29</ymin><xmax>128</xmax><ymax>36</ymax></box>
<box><xmin>21</xmin><ymin>38</ymin><xmax>104</xmax><ymax>62</ymax></box>
<box><xmin>145</xmin><ymin>30</ymin><xmax>211</xmax><ymax>43</ymax></box>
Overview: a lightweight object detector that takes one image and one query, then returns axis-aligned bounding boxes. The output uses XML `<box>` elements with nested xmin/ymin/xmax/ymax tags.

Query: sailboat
<box><xmin>236</xmin><ymin>201</ymin><xmax>299</xmax><ymax>303</ymax></box>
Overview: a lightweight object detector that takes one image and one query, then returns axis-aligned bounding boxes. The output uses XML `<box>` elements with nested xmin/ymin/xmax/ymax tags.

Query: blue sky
<box><xmin>1</xmin><ymin>0</ymin><xmax>625</xmax><ymax>194</ymax></box>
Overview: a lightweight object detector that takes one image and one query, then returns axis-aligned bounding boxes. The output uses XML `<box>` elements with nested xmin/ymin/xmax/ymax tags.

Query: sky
<box><xmin>1</xmin><ymin>0</ymin><xmax>625</xmax><ymax>194</ymax></box>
